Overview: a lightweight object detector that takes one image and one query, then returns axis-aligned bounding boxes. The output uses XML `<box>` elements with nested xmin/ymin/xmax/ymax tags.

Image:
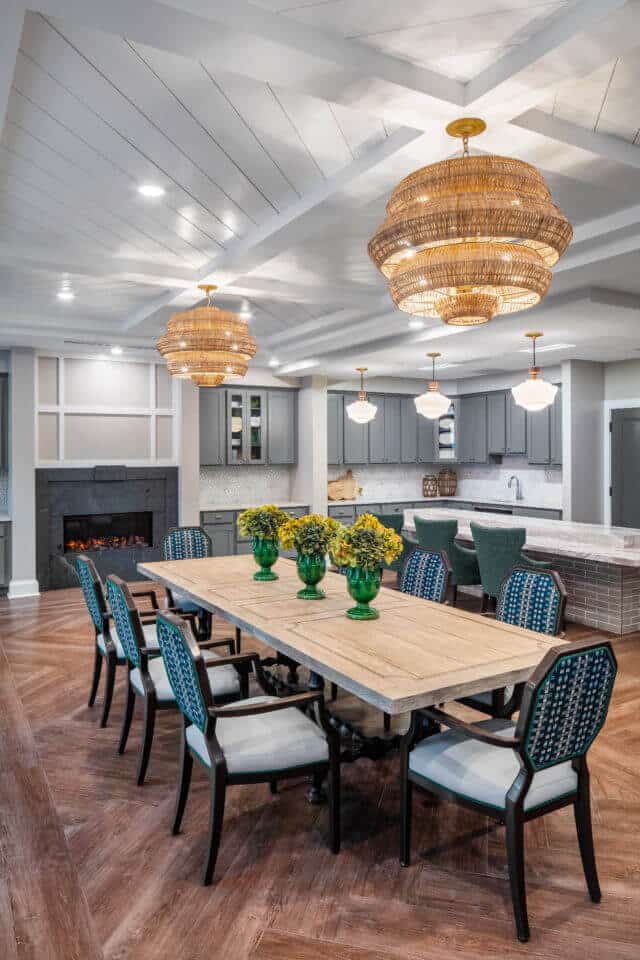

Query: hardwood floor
<box><xmin>0</xmin><ymin>583</ymin><xmax>639</xmax><ymax>959</ymax></box>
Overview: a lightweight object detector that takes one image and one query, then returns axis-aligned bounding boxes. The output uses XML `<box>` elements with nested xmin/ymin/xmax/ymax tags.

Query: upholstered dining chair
<box><xmin>155</xmin><ymin>611</ymin><xmax>341</xmax><ymax>885</ymax></box>
<box><xmin>161</xmin><ymin>525</ymin><xmax>241</xmax><ymax>651</ymax></box>
<box><xmin>470</xmin><ymin>522</ymin><xmax>551</xmax><ymax>613</ymax></box>
<box><xmin>106</xmin><ymin>575</ymin><xmax>245</xmax><ymax>786</ymax></box>
<box><xmin>372</xmin><ymin>512</ymin><xmax>411</xmax><ymax>581</ymax></box>
<box><xmin>459</xmin><ymin>566</ymin><xmax>567</xmax><ymax>719</ymax></box>
<box><xmin>413</xmin><ymin>516</ymin><xmax>481</xmax><ymax>604</ymax></box>
<box><xmin>399</xmin><ymin>547</ymin><xmax>452</xmax><ymax>604</ymax></box>
<box><xmin>76</xmin><ymin>554</ymin><xmax>161</xmax><ymax>727</ymax></box>
<box><xmin>400</xmin><ymin>638</ymin><xmax>617</xmax><ymax>943</ymax></box>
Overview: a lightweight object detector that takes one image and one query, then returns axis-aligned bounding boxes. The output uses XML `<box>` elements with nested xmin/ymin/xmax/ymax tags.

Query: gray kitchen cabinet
<box><xmin>328</xmin><ymin>504</ymin><xmax>356</xmax><ymax>523</ymax></box>
<box><xmin>327</xmin><ymin>393</ymin><xmax>344</xmax><ymax>465</ymax></box>
<box><xmin>227</xmin><ymin>389</ymin><xmax>268</xmax><ymax>465</ymax></box>
<box><xmin>199</xmin><ymin>388</ymin><xmax>226</xmax><ymax>466</ymax></box>
<box><xmin>506</xmin><ymin>392</ymin><xmax>527</xmax><ymax>455</ymax></box>
<box><xmin>356</xmin><ymin>502</ymin><xmax>381</xmax><ymax>516</ymax></box>
<box><xmin>513</xmin><ymin>507</ymin><xmax>562</xmax><ymax>520</ymax></box>
<box><xmin>343</xmin><ymin>394</ymin><xmax>369</xmax><ymax>464</ymax></box>
<box><xmin>550</xmin><ymin>387</ymin><xmax>562</xmax><ymax>465</ymax></box>
<box><xmin>367</xmin><ymin>395</ymin><xmax>386</xmax><ymax>464</ymax></box>
<box><xmin>400</xmin><ymin>395</ymin><xmax>418</xmax><ymax>463</ymax></box>
<box><xmin>458</xmin><ymin>395</ymin><xmax>487</xmax><ymax>463</ymax></box>
<box><xmin>417</xmin><ymin>413</ymin><xmax>437</xmax><ymax>463</ymax></box>
<box><xmin>0</xmin><ymin>523</ymin><xmax>10</xmax><ymax>592</ymax></box>
<box><xmin>267</xmin><ymin>390</ymin><xmax>296</xmax><ymax>464</ymax></box>
<box><xmin>0</xmin><ymin>376</ymin><xmax>7</xmax><ymax>471</ymax></box>
<box><xmin>487</xmin><ymin>391</ymin><xmax>507</xmax><ymax>455</ymax></box>
<box><xmin>527</xmin><ymin>406</ymin><xmax>551</xmax><ymax>464</ymax></box>
<box><xmin>204</xmin><ymin>523</ymin><xmax>235</xmax><ymax>557</ymax></box>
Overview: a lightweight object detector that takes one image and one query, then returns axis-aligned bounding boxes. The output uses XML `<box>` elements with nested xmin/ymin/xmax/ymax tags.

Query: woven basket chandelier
<box><xmin>368</xmin><ymin>118</ymin><xmax>572</xmax><ymax>326</ymax></box>
<box><xmin>157</xmin><ymin>285</ymin><xmax>256</xmax><ymax>388</ymax></box>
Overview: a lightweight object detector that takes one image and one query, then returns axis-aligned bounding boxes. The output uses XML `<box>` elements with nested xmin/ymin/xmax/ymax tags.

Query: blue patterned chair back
<box><xmin>400</xmin><ymin>548</ymin><xmax>450</xmax><ymax>603</ymax></box>
<box><xmin>517</xmin><ymin>641</ymin><xmax>617</xmax><ymax>772</ymax></box>
<box><xmin>75</xmin><ymin>555</ymin><xmax>106</xmax><ymax>633</ymax></box>
<box><xmin>162</xmin><ymin>526</ymin><xmax>211</xmax><ymax>561</ymax></box>
<box><xmin>497</xmin><ymin>566</ymin><xmax>564</xmax><ymax>636</ymax></box>
<box><xmin>106</xmin><ymin>576</ymin><xmax>142</xmax><ymax>667</ymax></box>
<box><xmin>156</xmin><ymin>613</ymin><xmax>210</xmax><ymax>732</ymax></box>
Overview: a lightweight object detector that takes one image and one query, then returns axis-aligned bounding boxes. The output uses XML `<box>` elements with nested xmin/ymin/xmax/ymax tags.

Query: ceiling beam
<box><xmin>512</xmin><ymin>109</ymin><xmax>640</xmax><ymax>171</ymax></box>
<box><xmin>0</xmin><ymin>2</ymin><xmax>24</xmax><ymax>135</ymax></box>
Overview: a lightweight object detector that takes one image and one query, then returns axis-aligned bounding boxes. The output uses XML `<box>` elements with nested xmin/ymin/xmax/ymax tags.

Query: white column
<box><xmin>9</xmin><ymin>347</ymin><xmax>38</xmax><ymax>597</ymax></box>
<box><xmin>292</xmin><ymin>375</ymin><xmax>328</xmax><ymax>514</ymax></box>
<box><xmin>178</xmin><ymin>378</ymin><xmax>200</xmax><ymax>526</ymax></box>
<box><xmin>562</xmin><ymin>359</ymin><xmax>604</xmax><ymax>524</ymax></box>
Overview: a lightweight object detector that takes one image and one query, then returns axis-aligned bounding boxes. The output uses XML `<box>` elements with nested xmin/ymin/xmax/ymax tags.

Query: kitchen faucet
<box><xmin>508</xmin><ymin>475</ymin><xmax>523</xmax><ymax>501</ymax></box>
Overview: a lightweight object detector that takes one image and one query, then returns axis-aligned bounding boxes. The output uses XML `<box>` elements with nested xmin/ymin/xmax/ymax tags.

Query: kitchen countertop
<box><xmin>328</xmin><ymin>495</ymin><xmax>561</xmax><ymax>511</ymax></box>
<box><xmin>406</xmin><ymin>506</ymin><xmax>640</xmax><ymax>567</ymax></box>
<box><xmin>201</xmin><ymin>502</ymin><xmax>309</xmax><ymax>512</ymax></box>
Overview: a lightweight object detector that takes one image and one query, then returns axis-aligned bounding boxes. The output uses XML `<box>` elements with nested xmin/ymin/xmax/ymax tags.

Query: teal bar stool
<box><xmin>470</xmin><ymin>522</ymin><xmax>551</xmax><ymax>613</ymax></box>
<box><xmin>414</xmin><ymin>516</ymin><xmax>480</xmax><ymax>604</ymax></box>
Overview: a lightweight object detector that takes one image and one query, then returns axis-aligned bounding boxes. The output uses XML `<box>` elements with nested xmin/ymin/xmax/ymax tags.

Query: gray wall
<box><xmin>562</xmin><ymin>360</ymin><xmax>604</xmax><ymax>524</ymax></box>
<box><xmin>9</xmin><ymin>349</ymin><xmax>37</xmax><ymax>596</ymax></box>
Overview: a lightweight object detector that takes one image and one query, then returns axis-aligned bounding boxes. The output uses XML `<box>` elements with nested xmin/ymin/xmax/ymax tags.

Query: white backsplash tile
<box><xmin>328</xmin><ymin>463</ymin><xmax>426</xmax><ymax>500</ymax></box>
<box><xmin>200</xmin><ymin>465</ymin><xmax>292</xmax><ymax>508</ymax></box>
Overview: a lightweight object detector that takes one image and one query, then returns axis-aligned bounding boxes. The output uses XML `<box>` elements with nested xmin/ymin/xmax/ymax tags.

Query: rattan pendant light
<box><xmin>156</xmin><ymin>285</ymin><xmax>256</xmax><ymax>387</ymax></box>
<box><xmin>368</xmin><ymin>118</ymin><xmax>572</xmax><ymax>326</ymax></box>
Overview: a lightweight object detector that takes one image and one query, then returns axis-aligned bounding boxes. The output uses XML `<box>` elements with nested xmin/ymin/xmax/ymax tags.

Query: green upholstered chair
<box><xmin>414</xmin><ymin>516</ymin><xmax>480</xmax><ymax>604</ymax></box>
<box><xmin>156</xmin><ymin>611</ymin><xmax>340</xmax><ymax>885</ymax></box>
<box><xmin>470</xmin><ymin>522</ymin><xmax>551</xmax><ymax>612</ymax></box>
<box><xmin>460</xmin><ymin>566</ymin><xmax>567</xmax><ymax>718</ymax></box>
<box><xmin>106</xmin><ymin>575</ymin><xmax>244</xmax><ymax>786</ymax></box>
<box><xmin>400</xmin><ymin>638</ymin><xmax>617</xmax><ymax>942</ymax></box>
<box><xmin>372</xmin><ymin>512</ymin><xmax>410</xmax><ymax>578</ymax></box>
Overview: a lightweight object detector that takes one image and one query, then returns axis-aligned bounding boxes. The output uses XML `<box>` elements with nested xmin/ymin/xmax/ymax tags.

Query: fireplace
<box><xmin>64</xmin><ymin>511</ymin><xmax>153</xmax><ymax>553</ymax></box>
<box><xmin>36</xmin><ymin>466</ymin><xmax>177</xmax><ymax>589</ymax></box>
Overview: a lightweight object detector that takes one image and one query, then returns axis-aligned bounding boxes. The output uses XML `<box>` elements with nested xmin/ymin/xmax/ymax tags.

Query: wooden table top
<box><xmin>138</xmin><ymin>555</ymin><xmax>565</xmax><ymax>715</ymax></box>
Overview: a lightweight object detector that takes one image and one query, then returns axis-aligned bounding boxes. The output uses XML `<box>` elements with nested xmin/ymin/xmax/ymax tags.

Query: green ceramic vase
<box><xmin>252</xmin><ymin>537</ymin><xmax>279</xmax><ymax>581</ymax></box>
<box><xmin>346</xmin><ymin>566</ymin><xmax>381</xmax><ymax>620</ymax></box>
<box><xmin>296</xmin><ymin>552</ymin><xmax>326</xmax><ymax>599</ymax></box>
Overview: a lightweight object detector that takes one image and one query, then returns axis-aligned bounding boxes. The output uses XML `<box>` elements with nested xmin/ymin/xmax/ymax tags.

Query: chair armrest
<box><xmin>455</xmin><ymin>544</ymin><xmax>477</xmax><ymax>558</ymax></box>
<box><xmin>209</xmin><ymin>690</ymin><xmax>322</xmax><ymax>719</ymax></box>
<box><xmin>520</xmin><ymin>553</ymin><xmax>552</xmax><ymax>569</ymax></box>
<box><xmin>422</xmin><ymin>706</ymin><xmax>520</xmax><ymax>748</ymax></box>
<box><xmin>205</xmin><ymin>652</ymin><xmax>260</xmax><ymax>670</ymax></box>
<box><xmin>131</xmin><ymin>588</ymin><xmax>160</xmax><ymax>609</ymax></box>
<box><xmin>199</xmin><ymin>638</ymin><xmax>234</xmax><ymax>651</ymax></box>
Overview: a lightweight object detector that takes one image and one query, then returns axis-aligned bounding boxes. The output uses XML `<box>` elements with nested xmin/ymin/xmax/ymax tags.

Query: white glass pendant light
<box><xmin>512</xmin><ymin>332</ymin><xmax>558</xmax><ymax>412</ymax></box>
<box><xmin>346</xmin><ymin>367</ymin><xmax>378</xmax><ymax>424</ymax></box>
<box><xmin>415</xmin><ymin>352</ymin><xmax>451</xmax><ymax>420</ymax></box>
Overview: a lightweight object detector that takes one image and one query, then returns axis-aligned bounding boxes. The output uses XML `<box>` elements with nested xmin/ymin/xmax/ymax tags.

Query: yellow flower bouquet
<box><xmin>279</xmin><ymin>513</ymin><xmax>342</xmax><ymax>599</ymax></box>
<box><xmin>237</xmin><ymin>505</ymin><xmax>290</xmax><ymax>581</ymax></box>
<box><xmin>330</xmin><ymin>514</ymin><xmax>403</xmax><ymax>620</ymax></box>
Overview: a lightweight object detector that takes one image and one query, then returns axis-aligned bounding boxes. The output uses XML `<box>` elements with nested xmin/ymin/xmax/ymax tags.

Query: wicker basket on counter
<box><xmin>437</xmin><ymin>468</ymin><xmax>457</xmax><ymax>497</ymax></box>
<box><xmin>422</xmin><ymin>474</ymin><xmax>438</xmax><ymax>498</ymax></box>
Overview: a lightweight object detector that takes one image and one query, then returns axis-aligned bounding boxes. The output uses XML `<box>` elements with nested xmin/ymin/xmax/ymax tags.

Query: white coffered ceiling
<box><xmin>2</xmin><ymin>0</ymin><xmax>640</xmax><ymax>381</ymax></box>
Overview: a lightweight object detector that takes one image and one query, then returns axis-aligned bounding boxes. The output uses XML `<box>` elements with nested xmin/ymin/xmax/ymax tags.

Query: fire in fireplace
<box><xmin>64</xmin><ymin>511</ymin><xmax>153</xmax><ymax>553</ymax></box>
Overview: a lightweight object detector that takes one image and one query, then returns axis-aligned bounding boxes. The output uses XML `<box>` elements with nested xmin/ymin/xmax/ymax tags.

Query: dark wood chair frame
<box><xmin>399</xmin><ymin>637</ymin><xmax>616</xmax><ymax>943</ymax></box>
<box><xmin>161</xmin><ymin>525</ymin><xmax>242</xmax><ymax>653</ymax></box>
<box><xmin>106</xmin><ymin>576</ymin><xmax>247</xmax><ymax>786</ymax></box>
<box><xmin>460</xmin><ymin>565</ymin><xmax>568</xmax><ymax>719</ymax></box>
<box><xmin>161</xmin><ymin>613</ymin><xmax>341</xmax><ymax>886</ymax></box>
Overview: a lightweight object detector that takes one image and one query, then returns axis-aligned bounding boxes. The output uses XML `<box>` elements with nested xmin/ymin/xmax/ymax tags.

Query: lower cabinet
<box><xmin>0</xmin><ymin>522</ymin><xmax>11</xmax><ymax>593</ymax></box>
<box><xmin>201</xmin><ymin>506</ymin><xmax>309</xmax><ymax>557</ymax></box>
<box><xmin>204</xmin><ymin>523</ymin><xmax>236</xmax><ymax>557</ymax></box>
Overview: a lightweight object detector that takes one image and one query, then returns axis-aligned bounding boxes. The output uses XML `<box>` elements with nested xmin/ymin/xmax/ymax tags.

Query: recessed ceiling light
<box><xmin>110</xmin><ymin>345</ymin><xmax>123</xmax><ymax>355</ymax></box>
<box><xmin>408</xmin><ymin>318</ymin><xmax>424</xmax><ymax>330</ymax></box>
<box><xmin>57</xmin><ymin>290</ymin><xmax>75</xmax><ymax>302</ymax></box>
<box><xmin>138</xmin><ymin>183</ymin><xmax>165</xmax><ymax>198</ymax></box>
<box><xmin>268</xmin><ymin>357</ymin><xmax>279</xmax><ymax>367</ymax></box>
<box><xmin>239</xmin><ymin>310</ymin><xmax>252</xmax><ymax>321</ymax></box>
<box><xmin>517</xmin><ymin>342</ymin><xmax>575</xmax><ymax>353</ymax></box>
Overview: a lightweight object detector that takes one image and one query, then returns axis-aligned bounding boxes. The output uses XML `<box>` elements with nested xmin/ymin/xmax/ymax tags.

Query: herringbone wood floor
<box><xmin>1</xmin><ymin>582</ymin><xmax>639</xmax><ymax>960</ymax></box>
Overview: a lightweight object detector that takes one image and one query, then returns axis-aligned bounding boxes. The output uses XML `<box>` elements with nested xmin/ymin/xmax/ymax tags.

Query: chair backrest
<box><xmin>400</xmin><ymin>548</ymin><xmax>450</xmax><ymax>603</ymax></box>
<box><xmin>372</xmin><ymin>513</ymin><xmax>404</xmax><ymax>535</ymax></box>
<box><xmin>497</xmin><ymin>566</ymin><xmax>565</xmax><ymax>636</ymax></box>
<box><xmin>161</xmin><ymin>526</ymin><xmax>212</xmax><ymax>561</ymax></box>
<box><xmin>75</xmin><ymin>555</ymin><xmax>107</xmax><ymax>633</ymax></box>
<box><xmin>105</xmin><ymin>575</ymin><xmax>145</xmax><ymax>667</ymax></box>
<box><xmin>470</xmin><ymin>522</ymin><xmax>526</xmax><ymax>598</ymax></box>
<box><xmin>414</xmin><ymin>516</ymin><xmax>458</xmax><ymax>553</ymax></box>
<box><xmin>516</xmin><ymin>639</ymin><xmax>617</xmax><ymax>772</ymax></box>
<box><xmin>156</xmin><ymin>612</ymin><xmax>212</xmax><ymax>732</ymax></box>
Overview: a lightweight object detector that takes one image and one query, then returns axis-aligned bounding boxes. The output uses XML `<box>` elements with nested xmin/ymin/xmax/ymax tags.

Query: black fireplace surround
<box><xmin>36</xmin><ymin>467</ymin><xmax>178</xmax><ymax>590</ymax></box>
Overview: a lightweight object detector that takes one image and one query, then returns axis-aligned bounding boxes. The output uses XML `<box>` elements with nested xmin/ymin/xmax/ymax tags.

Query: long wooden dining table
<box><xmin>137</xmin><ymin>554</ymin><xmax>565</xmax><ymax>716</ymax></box>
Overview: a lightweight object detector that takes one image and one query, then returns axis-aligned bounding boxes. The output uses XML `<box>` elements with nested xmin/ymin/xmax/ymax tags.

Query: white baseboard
<box><xmin>8</xmin><ymin>578</ymin><xmax>40</xmax><ymax>599</ymax></box>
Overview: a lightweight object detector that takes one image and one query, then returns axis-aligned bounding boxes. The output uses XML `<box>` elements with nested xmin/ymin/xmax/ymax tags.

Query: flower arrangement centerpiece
<box><xmin>330</xmin><ymin>514</ymin><xmax>403</xmax><ymax>620</ymax></box>
<box><xmin>279</xmin><ymin>513</ymin><xmax>342</xmax><ymax>599</ymax></box>
<box><xmin>237</xmin><ymin>505</ymin><xmax>290</xmax><ymax>581</ymax></box>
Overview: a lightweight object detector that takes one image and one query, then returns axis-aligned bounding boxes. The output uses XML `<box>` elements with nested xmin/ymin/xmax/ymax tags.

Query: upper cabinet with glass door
<box><xmin>225</xmin><ymin>389</ymin><xmax>267</xmax><ymax>465</ymax></box>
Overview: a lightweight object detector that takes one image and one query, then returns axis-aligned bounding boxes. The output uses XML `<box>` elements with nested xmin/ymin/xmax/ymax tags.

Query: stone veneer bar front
<box><xmin>405</xmin><ymin>507</ymin><xmax>640</xmax><ymax>636</ymax></box>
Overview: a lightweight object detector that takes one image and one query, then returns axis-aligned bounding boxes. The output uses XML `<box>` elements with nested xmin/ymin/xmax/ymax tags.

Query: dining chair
<box><xmin>155</xmin><ymin>610</ymin><xmax>341</xmax><ymax>885</ymax></box>
<box><xmin>76</xmin><ymin>554</ymin><xmax>161</xmax><ymax>727</ymax></box>
<box><xmin>470</xmin><ymin>522</ymin><xmax>551</xmax><ymax>613</ymax></box>
<box><xmin>399</xmin><ymin>547</ymin><xmax>452</xmax><ymax>604</ymax></box>
<box><xmin>413</xmin><ymin>516</ymin><xmax>481</xmax><ymax>604</ymax></box>
<box><xmin>161</xmin><ymin>525</ymin><xmax>241</xmax><ymax>651</ymax></box>
<box><xmin>372</xmin><ymin>512</ymin><xmax>411</xmax><ymax>581</ymax></box>
<box><xmin>459</xmin><ymin>566</ymin><xmax>567</xmax><ymax>719</ymax></box>
<box><xmin>106</xmin><ymin>575</ymin><xmax>245</xmax><ymax>786</ymax></box>
<box><xmin>400</xmin><ymin>638</ymin><xmax>617</xmax><ymax>942</ymax></box>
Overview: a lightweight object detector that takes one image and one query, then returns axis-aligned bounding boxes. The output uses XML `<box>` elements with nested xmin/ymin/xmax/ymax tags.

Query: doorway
<box><xmin>611</xmin><ymin>408</ymin><xmax>640</xmax><ymax>527</ymax></box>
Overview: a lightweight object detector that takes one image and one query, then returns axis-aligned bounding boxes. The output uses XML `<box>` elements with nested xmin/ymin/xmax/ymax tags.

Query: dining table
<box><xmin>137</xmin><ymin>554</ymin><xmax>565</xmax><ymax>717</ymax></box>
